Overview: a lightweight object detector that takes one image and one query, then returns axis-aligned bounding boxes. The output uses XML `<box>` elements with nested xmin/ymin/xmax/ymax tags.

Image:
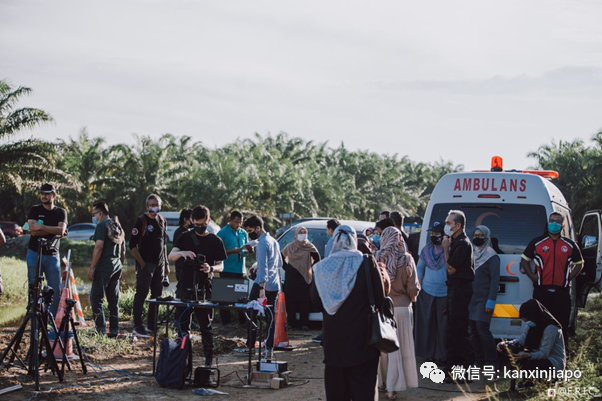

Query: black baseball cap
<box><xmin>40</xmin><ymin>183</ymin><xmax>56</xmax><ymax>193</ymax></box>
<box><xmin>427</xmin><ymin>221</ymin><xmax>444</xmax><ymax>234</ymax></box>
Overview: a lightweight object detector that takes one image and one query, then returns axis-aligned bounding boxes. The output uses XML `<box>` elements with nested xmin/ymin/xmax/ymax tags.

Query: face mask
<box><xmin>372</xmin><ymin>234</ymin><xmax>380</xmax><ymax>247</ymax></box>
<box><xmin>473</xmin><ymin>238</ymin><xmax>485</xmax><ymax>247</ymax></box>
<box><xmin>194</xmin><ymin>226</ymin><xmax>207</xmax><ymax>235</ymax></box>
<box><xmin>526</xmin><ymin>321</ymin><xmax>537</xmax><ymax>328</ymax></box>
<box><xmin>430</xmin><ymin>236</ymin><xmax>442</xmax><ymax>245</ymax></box>
<box><xmin>297</xmin><ymin>234</ymin><xmax>307</xmax><ymax>242</ymax></box>
<box><xmin>92</xmin><ymin>217</ymin><xmax>99</xmax><ymax>225</ymax></box>
<box><xmin>548</xmin><ymin>222</ymin><xmax>562</xmax><ymax>235</ymax></box>
<box><xmin>326</xmin><ymin>233</ymin><xmax>331</xmax><ymax>239</ymax></box>
<box><xmin>148</xmin><ymin>206</ymin><xmax>161</xmax><ymax>215</ymax></box>
<box><xmin>444</xmin><ymin>224</ymin><xmax>455</xmax><ymax>237</ymax></box>
<box><xmin>248</xmin><ymin>230</ymin><xmax>259</xmax><ymax>240</ymax></box>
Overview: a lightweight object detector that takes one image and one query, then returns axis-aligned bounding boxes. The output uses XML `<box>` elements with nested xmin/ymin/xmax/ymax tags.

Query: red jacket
<box><xmin>522</xmin><ymin>235</ymin><xmax>583</xmax><ymax>288</ymax></box>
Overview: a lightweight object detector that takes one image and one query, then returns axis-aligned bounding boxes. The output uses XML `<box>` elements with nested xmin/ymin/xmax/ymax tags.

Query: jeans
<box><xmin>90</xmin><ymin>270</ymin><xmax>121</xmax><ymax>335</ymax></box>
<box><xmin>469</xmin><ymin>319</ymin><xmax>498</xmax><ymax>369</ymax></box>
<box><xmin>133</xmin><ymin>261</ymin><xmax>164</xmax><ymax>330</ymax></box>
<box><xmin>27</xmin><ymin>249</ymin><xmax>61</xmax><ymax>317</ymax></box>
<box><xmin>246</xmin><ymin>283</ymin><xmax>278</xmax><ymax>350</ymax></box>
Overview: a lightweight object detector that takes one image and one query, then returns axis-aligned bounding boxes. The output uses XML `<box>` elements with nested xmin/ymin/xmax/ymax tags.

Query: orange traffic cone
<box><xmin>274</xmin><ymin>292</ymin><xmax>289</xmax><ymax>348</ymax></box>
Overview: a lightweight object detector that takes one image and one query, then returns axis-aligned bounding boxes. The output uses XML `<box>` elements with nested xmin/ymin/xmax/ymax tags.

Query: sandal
<box><xmin>387</xmin><ymin>392</ymin><xmax>397</xmax><ymax>400</ymax></box>
<box><xmin>378</xmin><ymin>385</ymin><xmax>387</xmax><ymax>392</ymax></box>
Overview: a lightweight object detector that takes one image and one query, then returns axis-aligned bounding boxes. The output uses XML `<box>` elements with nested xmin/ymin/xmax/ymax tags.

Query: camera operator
<box><xmin>243</xmin><ymin>215</ymin><xmax>282</xmax><ymax>358</ymax></box>
<box><xmin>129</xmin><ymin>194</ymin><xmax>169</xmax><ymax>338</ymax></box>
<box><xmin>26</xmin><ymin>183</ymin><xmax>67</xmax><ymax>317</ymax></box>
<box><xmin>168</xmin><ymin>205</ymin><xmax>227</xmax><ymax>367</ymax></box>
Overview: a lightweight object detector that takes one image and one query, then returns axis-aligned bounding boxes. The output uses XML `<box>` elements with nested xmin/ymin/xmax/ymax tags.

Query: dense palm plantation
<box><xmin>1</xmin><ymin>79</ymin><xmax>601</xmax><ymax>236</ymax></box>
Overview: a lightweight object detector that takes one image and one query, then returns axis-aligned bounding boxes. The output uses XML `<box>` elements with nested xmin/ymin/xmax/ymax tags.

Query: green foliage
<box><xmin>0</xmin><ymin>256</ymin><xmax>30</xmax><ymax>305</ymax></box>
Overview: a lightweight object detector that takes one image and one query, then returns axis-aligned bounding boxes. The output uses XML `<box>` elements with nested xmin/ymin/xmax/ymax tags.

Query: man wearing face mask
<box><xmin>521</xmin><ymin>212</ymin><xmax>583</xmax><ymax>345</ymax></box>
<box><xmin>169</xmin><ymin>205</ymin><xmax>227</xmax><ymax>367</ymax></box>
<box><xmin>441</xmin><ymin>210</ymin><xmax>474</xmax><ymax>383</ymax></box>
<box><xmin>129</xmin><ymin>194</ymin><xmax>169</xmax><ymax>338</ymax></box>
<box><xmin>243</xmin><ymin>215</ymin><xmax>282</xmax><ymax>357</ymax></box>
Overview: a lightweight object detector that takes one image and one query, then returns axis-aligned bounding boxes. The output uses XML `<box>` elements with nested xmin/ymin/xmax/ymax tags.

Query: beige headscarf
<box><xmin>281</xmin><ymin>226</ymin><xmax>319</xmax><ymax>284</ymax></box>
<box><xmin>375</xmin><ymin>226</ymin><xmax>410</xmax><ymax>281</ymax></box>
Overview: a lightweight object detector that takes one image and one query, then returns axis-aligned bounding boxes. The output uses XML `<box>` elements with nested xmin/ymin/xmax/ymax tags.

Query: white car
<box><xmin>160</xmin><ymin>211</ymin><xmax>220</xmax><ymax>242</ymax></box>
<box><xmin>66</xmin><ymin>223</ymin><xmax>96</xmax><ymax>240</ymax></box>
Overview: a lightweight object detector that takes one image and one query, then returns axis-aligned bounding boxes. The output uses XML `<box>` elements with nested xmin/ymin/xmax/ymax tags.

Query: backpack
<box><xmin>105</xmin><ymin>217</ymin><xmax>125</xmax><ymax>245</ymax></box>
<box><xmin>138</xmin><ymin>213</ymin><xmax>166</xmax><ymax>237</ymax></box>
<box><xmin>155</xmin><ymin>335</ymin><xmax>193</xmax><ymax>388</ymax></box>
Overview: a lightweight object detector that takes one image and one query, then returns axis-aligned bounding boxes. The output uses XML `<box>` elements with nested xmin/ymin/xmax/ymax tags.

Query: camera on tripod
<box><xmin>184</xmin><ymin>253</ymin><xmax>206</xmax><ymax>268</ymax></box>
<box><xmin>65</xmin><ymin>298</ymin><xmax>77</xmax><ymax>308</ymax></box>
<box><xmin>38</xmin><ymin>236</ymin><xmax>60</xmax><ymax>253</ymax></box>
<box><xmin>41</xmin><ymin>286</ymin><xmax>55</xmax><ymax>305</ymax></box>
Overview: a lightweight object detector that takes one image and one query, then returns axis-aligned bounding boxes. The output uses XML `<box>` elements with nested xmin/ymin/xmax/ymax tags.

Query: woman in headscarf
<box><xmin>310</xmin><ymin>225</ymin><xmax>385</xmax><ymax>401</ymax></box>
<box><xmin>281</xmin><ymin>226</ymin><xmax>320</xmax><ymax>331</ymax></box>
<box><xmin>375</xmin><ymin>226</ymin><xmax>419</xmax><ymax>400</ymax></box>
<box><xmin>468</xmin><ymin>225</ymin><xmax>500</xmax><ymax>369</ymax></box>
<box><xmin>414</xmin><ymin>221</ymin><xmax>448</xmax><ymax>365</ymax></box>
<box><xmin>497</xmin><ymin>299</ymin><xmax>565</xmax><ymax>372</ymax></box>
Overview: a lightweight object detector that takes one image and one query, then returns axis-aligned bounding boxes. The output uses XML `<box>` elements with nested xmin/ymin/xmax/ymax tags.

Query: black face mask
<box><xmin>430</xmin><ymin>236</ymin><xmax>442</xmax><ymax>245</ymax></box>
<box><xmin>473</xmin><ymin>238</ymin><xmax>486</xmax><ymax>247</ymax></box>
<box><xmin>194</xmin><ymin>226</ymin><xmax>207</xmax><ymax>235</ymax></box>
<box><xmin>248</xmin><ymin>230</ymin><xmax>259</xmax><ymax>240</ymax></box>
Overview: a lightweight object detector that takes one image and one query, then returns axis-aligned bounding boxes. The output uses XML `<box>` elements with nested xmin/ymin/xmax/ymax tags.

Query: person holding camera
<box><xmin>169</xmin><ymin>205</ymin><xmax>227</xmax><ymax>367</ymax></box>
<box><xmin>243</xmin><ymin>215</ymin><xmax>282</xmax><ymax>357</ymax></box>
<box><xmin>129</xmin><ymin>194</ymin><xmax>169</xmax><ymax>338</ymax></box>
<box><xmin>26</xmin><ymin>183</ymin><xmax>67</xmax><ymax>317</ymax></box>
<box><xmin>87</xmin><ymin>202</ymin><xmax>125</xmax><ymax>337</ymax></box>
<box><xmin>216</xmin><ymin>210</ymin><xmax>250</xmax><ymax>326</ymax></box>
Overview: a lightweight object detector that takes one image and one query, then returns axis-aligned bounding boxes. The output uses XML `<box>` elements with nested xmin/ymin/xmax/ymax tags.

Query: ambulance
<box><xmin>420</xmin><ymin>157</ymin><xmax>602</xmax><ymax>339</ymax></box>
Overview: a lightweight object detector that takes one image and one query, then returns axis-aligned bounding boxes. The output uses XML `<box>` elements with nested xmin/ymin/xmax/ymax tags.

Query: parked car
<box><xmin>160</xmin><ymin>211</ymin><xmax>220</xmax><ymax>242</ymax></box>
<box><xmin>275</xmin><ymin>217</ymin><xmax>329</xmax><ymax>239</ymax></box>
<box><xmin>276</xmin><ymin>219</ymin><xmax>375</xmax><ymax>322</ymax></box>
<box><xmin>0</xmin><ymin>221</ymin><xmax>24</xmax><ymax>238</ymax></box>
<box><xmin>66</xmin><ymin>223</ymin><xmax>96</xmax><ymax>240</ymax></box>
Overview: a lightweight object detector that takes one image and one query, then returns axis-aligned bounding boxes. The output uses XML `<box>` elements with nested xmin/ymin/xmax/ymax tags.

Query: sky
<box><xmin>1</xmin><ymin>0</ymin><xmax>601</xmax><ymax>171</ymax></box>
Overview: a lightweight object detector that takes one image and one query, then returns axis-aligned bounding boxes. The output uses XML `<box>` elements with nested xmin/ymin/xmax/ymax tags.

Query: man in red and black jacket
<box><xmin>521</xmin><ymin>212</ymin><xmax>583</xmax><ymax>344</ymax></box>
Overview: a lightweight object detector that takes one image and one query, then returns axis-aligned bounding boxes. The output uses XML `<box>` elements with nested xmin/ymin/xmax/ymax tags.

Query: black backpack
<box><xmin>155</xmin><ymin>335</ymin><xmax>192</xmax><ymax>388</ymax></box>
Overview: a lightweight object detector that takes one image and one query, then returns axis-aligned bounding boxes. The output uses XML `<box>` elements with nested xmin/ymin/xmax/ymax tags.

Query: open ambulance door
<box><xmin>576</xmin><ymin>210</ymin><xmax>602</xmax><ymax>308</ymax></box>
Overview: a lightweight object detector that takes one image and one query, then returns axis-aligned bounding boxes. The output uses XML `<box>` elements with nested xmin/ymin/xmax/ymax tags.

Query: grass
<box><xmin>0</xmin><ymin>257</ymin><xmax>30</xmax><ymax>304</ymax></box>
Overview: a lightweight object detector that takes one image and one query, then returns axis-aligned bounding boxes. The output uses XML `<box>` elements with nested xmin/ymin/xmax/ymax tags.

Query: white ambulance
<box><xmin>420</xmin><ymin>157</ymin><xmax>602</xmax><ymax>339</ymax></box>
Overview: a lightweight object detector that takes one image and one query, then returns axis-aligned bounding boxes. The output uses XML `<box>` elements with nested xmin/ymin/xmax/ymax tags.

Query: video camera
<box><xmin>184</xmin><ymin>253</ymin><xmax>206</xmax><ymax>268</ymax></box>
<box><xmin>181</xmin><ymin>253</ymin><xmax>208</xmax><ymax>302</ymax></box>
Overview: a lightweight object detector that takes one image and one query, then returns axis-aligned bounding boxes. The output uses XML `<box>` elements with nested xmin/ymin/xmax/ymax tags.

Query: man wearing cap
<box><xmin>26</xmin><ymin>183</ymin><xmax>68</xmax><ymax>317</ymax></box>
<box><xmin>415</xmin><ymin>221</ymin><xmax>448</xmax><ymax>366</ymax></box>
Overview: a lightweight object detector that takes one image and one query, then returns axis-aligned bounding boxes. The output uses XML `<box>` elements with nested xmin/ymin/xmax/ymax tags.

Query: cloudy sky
<box><xmin>2</xmin><ymin>0</ymin><xmax>601</xmax><ymax>171</ymax></box>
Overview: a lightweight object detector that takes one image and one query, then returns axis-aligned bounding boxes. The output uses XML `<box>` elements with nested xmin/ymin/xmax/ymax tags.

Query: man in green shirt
<box><xmin>88</xmin><ymin>202</ymin><xmax>125</xmax><ymax>336</ymax></box>
<box><xmin>216</xmin><ymin>211</ymin><xmax>249</xmax><ymax>325</ymax></box>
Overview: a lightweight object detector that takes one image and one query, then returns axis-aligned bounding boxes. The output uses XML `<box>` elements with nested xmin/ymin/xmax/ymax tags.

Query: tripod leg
<box><xmin>1</xmin><ymin>312</ymin><xmax>30</xmax><ymax>367</ymax></box>
<box><xmin>49</xmin><ymin>313</ymin><xmax>72</xmax><ymax>372</ymax></box>
<box><xmin>31</xmin><ymin>309</ymin><xmax>40</xmax><ymax>391</ymax></box>
<box><xmin>40</xmin><ymin>318</ymin><xmax>64</xmax><ymax>383</ymax></box>
<box><xmin>69</xmin><ymin>319</ymin><xmax>87</xmax><ymax>374</ymax></box>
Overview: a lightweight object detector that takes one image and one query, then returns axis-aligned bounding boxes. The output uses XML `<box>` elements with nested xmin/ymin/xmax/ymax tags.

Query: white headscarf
<box><xmin>313</xmin><ymin>225</ymin><xmax>364</xmax><ymax>315</ymax></box>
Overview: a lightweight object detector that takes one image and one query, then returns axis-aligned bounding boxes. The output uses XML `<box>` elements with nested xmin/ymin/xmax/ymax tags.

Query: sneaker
<box><xmin>312</xmin><ymin>333</ymin><xmax>322</xmax><ymax>343</ymax></box>
<box><xmin>133</xmin><ymin>326</ymin><xmax>152</xmax><ymax>338</ymax></box>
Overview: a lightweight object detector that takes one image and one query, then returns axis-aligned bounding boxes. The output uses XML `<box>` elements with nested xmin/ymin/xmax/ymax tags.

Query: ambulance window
<box><xmin>580</xmin><ymin>214</ymin><xmax>599</xmax><ymax>249</ymax></box>
<box><xmin>552</xmin><ymin>205</ymin><xmax>572</xmax><ymax>238</ymax></box>
<box><xmin>428</xmin><ymin>203</ymin><xmax>548</xmax><ymax>254</ymax></box>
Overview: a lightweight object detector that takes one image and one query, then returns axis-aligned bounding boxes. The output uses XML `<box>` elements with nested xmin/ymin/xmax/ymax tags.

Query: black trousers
<box><xmin>246</xmin><ymin>283</ymin><xmax>278</xmax><ymax>350</ymax></box>
<box><xmin>324</xmin><ymin>358</ymin><xmax>379</xmax><ymax>401</ymax></box>
<box><xmin>133</xmin><ymin>261</ymin><xmax>164</xmax><ymax>330</ymax></box>
<box><xmin>533</xmin><ymin>287</ymin><xmax>570</xmax><ymax>346</ymax></box>
<box><xmin>445</xmin><ymin>282</ymin><xmax>473</xmax><ymax>373</ymax></box>
<box><xmin>286</xmin><ymin>300</ymin><xmax>310</xmax><ymax>329</ymax></box>
<box><xmin>176</xmin><ymin>303</ymin><xmax>214</xmax><ymax>363</ymax></box>
<box><xmin>219</xmin><ymin>272</ymin><xmax>247</xmax><ymax>325</ymax></box>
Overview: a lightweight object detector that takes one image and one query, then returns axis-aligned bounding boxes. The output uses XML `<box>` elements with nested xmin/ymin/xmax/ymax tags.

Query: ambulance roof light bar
<box><xmin>470</xmin><ymin>156</ymin><xmax>560</xmax><ymax>180</ymax></box>
<box><xmin>491</xmin><ymin>156</ymin><xmax>503</xmax><ymax>172</ymax></box>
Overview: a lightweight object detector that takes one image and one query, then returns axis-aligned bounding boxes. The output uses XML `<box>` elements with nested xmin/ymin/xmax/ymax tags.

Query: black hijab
<box><xmin>519</xmin><ymin>299</ymin><xmax>561</xmax><ymax>350</ymax></box>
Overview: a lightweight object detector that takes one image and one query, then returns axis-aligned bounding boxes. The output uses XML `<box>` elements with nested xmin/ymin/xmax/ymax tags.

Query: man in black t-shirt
<box><xmin>441</xmin><ymin>209</ymin><xmax>475</xmax><ymax>383</ymax></box>
<box><xmin>169</xmin><ymin>205</ymin><xmax>227</xmax><ymax>367</ymax></box>
<box><xmin>129</xmin><ymin>194</ymin><xmax>169</xmax><ymax>337</ymax></box>
<box><xmin>26</xmin><ymin>183</ymin><xmax>68</xmax><ymax>317</ymax></box>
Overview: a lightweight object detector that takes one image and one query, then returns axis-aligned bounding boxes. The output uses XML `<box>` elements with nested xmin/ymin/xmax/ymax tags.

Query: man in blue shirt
<box><xmin>243</xmin><ymin>215</ymin><xmax>282</xmax><ymax>357</ymax></box>
<box><xmin>216</xmin><ymin>211</ymin><xmax>249</xmax><ymax>325</ymax></box>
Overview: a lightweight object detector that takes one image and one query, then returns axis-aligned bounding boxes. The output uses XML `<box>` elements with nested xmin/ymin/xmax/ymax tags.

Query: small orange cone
<box><xmin>274</xmin><ymin>292</ymin><xmax>289</xmax><ymax>348</ymax></box>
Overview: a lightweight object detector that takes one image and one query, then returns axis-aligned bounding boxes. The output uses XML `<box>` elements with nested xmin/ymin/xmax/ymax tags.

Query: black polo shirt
<box><xmin>447</xmin><ymin>232</ymin><xmax>475</xmax><ymax>284</ymax></box>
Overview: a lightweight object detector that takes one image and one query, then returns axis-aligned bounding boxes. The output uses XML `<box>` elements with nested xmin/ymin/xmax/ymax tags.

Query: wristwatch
<box><xmin>259</xmin><ymin>286</ymin><xmax>264</xmax><ymax>290</ymax></box>
<box><xmin>209</xmin><ymin>266</ymin><xmax>214</xmax><ymax>273</ymax></box>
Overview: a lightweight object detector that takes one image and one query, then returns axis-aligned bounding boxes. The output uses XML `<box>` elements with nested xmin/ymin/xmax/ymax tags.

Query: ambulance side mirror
<box><xmin>582</xmin><ymin>235</ymin><xmax>597</xmax><ymax>249</ymax></box>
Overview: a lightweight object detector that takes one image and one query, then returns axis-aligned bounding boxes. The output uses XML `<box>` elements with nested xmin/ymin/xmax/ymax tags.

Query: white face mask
<box><xmin>297</xmin><ymin>234</ymin><xmax>308</xmax><ymax>242</ymax></box>
<box><xmin>444</xmin><ymin>223</ymin><xmax>455</xmax><ymax>237</ymax></box>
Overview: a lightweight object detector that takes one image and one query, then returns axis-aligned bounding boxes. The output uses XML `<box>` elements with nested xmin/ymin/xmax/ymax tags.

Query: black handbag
<box><xmin>364</xmin><ymin>257</ymin><xmax>400</xmax><ymax>353</ymax></box>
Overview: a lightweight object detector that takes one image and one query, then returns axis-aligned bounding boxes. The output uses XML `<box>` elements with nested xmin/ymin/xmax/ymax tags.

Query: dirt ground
<box><xmin>0</xmin><ymin>322</ymin><xmax>515</xmax><ymax>401</ymax></box>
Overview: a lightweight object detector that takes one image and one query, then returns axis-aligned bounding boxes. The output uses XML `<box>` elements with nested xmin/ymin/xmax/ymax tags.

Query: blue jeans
<box><xmin>90</xmin><ymin>270</ymin><xmax>121</xmax><ymax>335</ymax></box>
<box><xmin>26</xmin><ymin>249</ymin><xmax>61</xmax><ymax>318</ymax></box>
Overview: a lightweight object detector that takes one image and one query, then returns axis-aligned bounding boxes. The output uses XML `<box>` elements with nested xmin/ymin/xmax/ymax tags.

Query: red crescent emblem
<box><xmin>506</xmin><ymin>261</ymin><xmax>517</xmax><ymax>276</ymax></box>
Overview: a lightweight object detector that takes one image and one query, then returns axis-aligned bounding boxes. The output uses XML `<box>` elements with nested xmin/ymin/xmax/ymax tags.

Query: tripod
<box><xmin>52</xmin><ymin>298</ymin><xmax>87</xmax><ymax>375</ymax></box>
<box><xmin>0</xmin><ymin>237</ymin><xmax>64</xmax><ymax>390</ymax></box>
